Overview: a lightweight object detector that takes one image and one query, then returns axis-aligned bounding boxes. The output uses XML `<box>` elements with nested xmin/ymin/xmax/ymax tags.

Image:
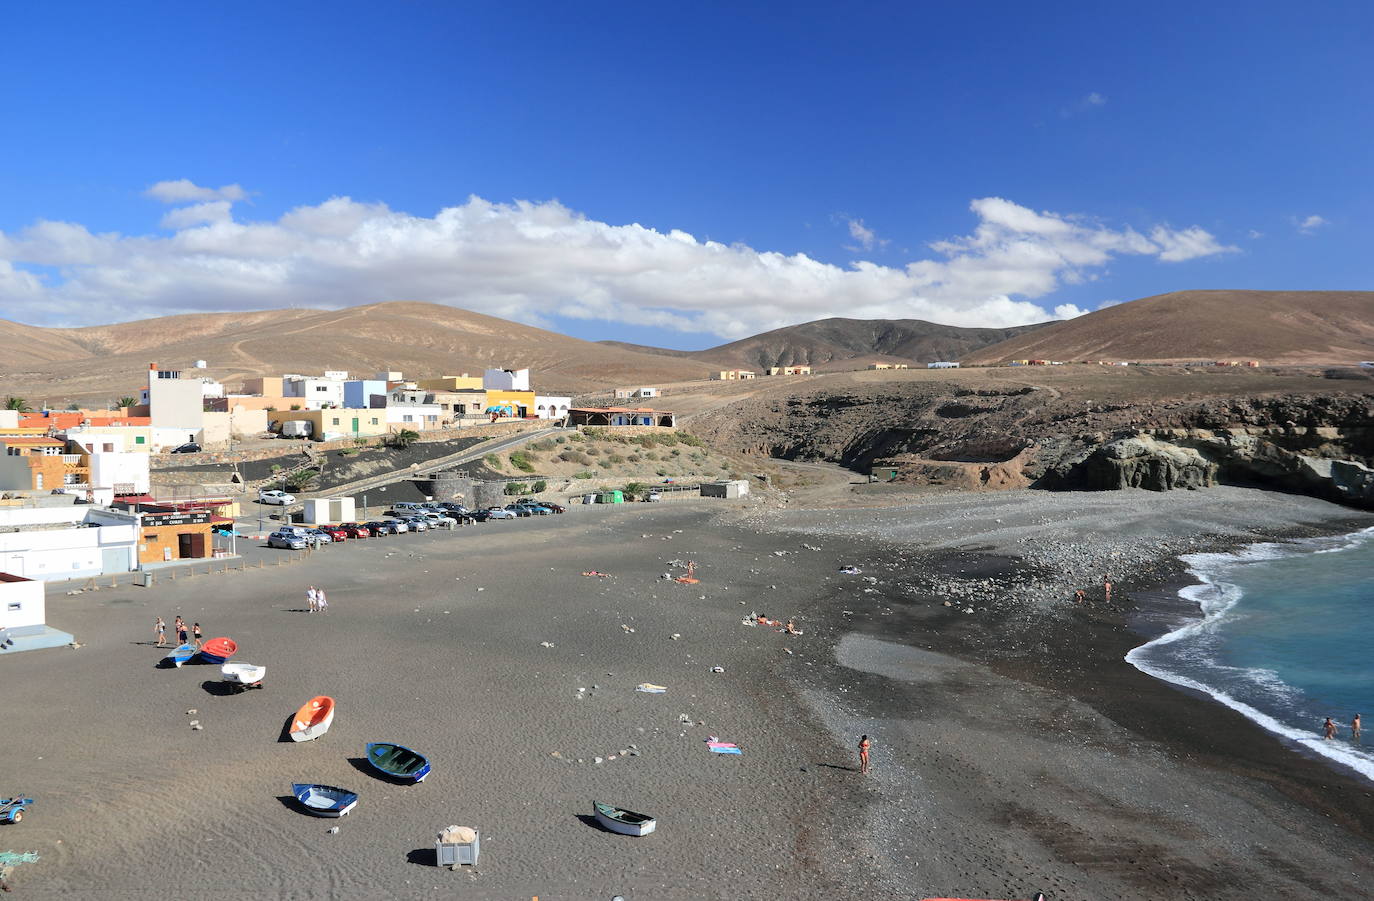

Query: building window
<box><xmin>331</xmin><ymin>418</ymin><xmax>340</xmax><ymax>426</ymax></box>
<box><xmin>315</xmin><ymin>386</ymin><xmax>328</xmax><ymax>392</ymax></box>
<box><xmin>135</xmin><ymin>436</ymin><xmax>145</xmax><ymax>444</ymax></box>
<box><xmin>35</xmin><ymin>474</ymin><xmax>43</xmax><ymax>489</ymax></box>
<box><xmin>64</xmin><ymin>473</ymin><xmax>81</xmax><ymax>485</ymax></box>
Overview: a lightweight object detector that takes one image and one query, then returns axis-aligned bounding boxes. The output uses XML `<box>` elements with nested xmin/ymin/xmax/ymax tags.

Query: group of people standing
<box><xmin>153</xmin><ymin>615</ymin><xmax>202</xmax><ymax>648</ymax></box>
<box><xmin>306</xmin><ymin>585</ymin><xmax>330</xmax><ymax>613</ymax></box>
<box><xmin>1323</xmin><ymin>714</ymin><xmax>1361</xmax><ymax>741</ymax></box>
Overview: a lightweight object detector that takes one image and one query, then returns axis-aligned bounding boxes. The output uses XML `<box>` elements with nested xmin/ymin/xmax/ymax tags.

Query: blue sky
<box><xmin>0</xmin><ymin>1</ymin><xmax>1369</xmax><ymax>348</ymax></box>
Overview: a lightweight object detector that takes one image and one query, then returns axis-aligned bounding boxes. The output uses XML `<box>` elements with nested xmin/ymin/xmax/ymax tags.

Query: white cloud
<box><xmin>0</xmin><ymin>191</ymin><xmax>1238</xmax><ymax>337</ymax></box>
<box><xmin>1086</xmin><ymin>92</ymin><xmax>1106</xmax><ymax>106</ymax></box>
<box><xmin>1248</xmin><ymin>229</ymin><xmax>1264</xmax><ymax>239</ymax></box>
<box><xmin>839</xmin><ymin>215</ymin><xmax>888</xmax><ymax>253</ymax></box>
<box><xmin>1147</xmin><ymin>225</ymin><xmax>1238</xmax><ymax>262</ymax></box>
<box><xmin>1053</xmin><ymin>303</ymin><xmax>1087</xmax><ymax>319</ymax></box>
<box><xmin>1296</xmin><ymin>214</ymin><xmax>1328</xmax><ymax>234</ymax></box>
<box><xmin>160</xmin><ymin>201</ymin><xmax>235</xmax><ymax>230</ymax></box>
<box><xmin>145</xmin><ymin>179</ymin><xmax>247</xmax><ymax>204</ymax></box>
<box><xmin>1062</xmin><ymin>92</ymin><xmax>1108</xmax><ymax>117</ymax></box>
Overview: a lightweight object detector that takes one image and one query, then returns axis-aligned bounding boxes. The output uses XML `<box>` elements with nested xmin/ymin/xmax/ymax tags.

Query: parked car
<box><xmin>337</xmin><ymin>522</ymin><xmax>372</xmax><ymax>538</ymax></box>
<box><xmin>482</xmin><ymin>507</ymin><xmax>517</xmax><ymax>520</ymax></box>
<box><xmin>288</xmin><ymin>527</ymin><xmax>332</xmax><ymax>548</ymax></box>
<box><xmin>259</xmin><ymin>489</ymin><xmax>296</xmax><ymax>505</ymax></box>
<box><xmin>420</xmin><ymin>511</ymin><xmax>457</xmax><ymax>527</ymax></box>
<box><xmin>316</xmin><ymin>526</ymin><xmax>348</xmax><ymax>541</ymax></box>
<box><xmin>382</xmin><ymin>518</ymin><xmax>409</xmax><ymax>534</ymax></box>
<box><xmin>390</xmin><ymin>502</ymin><xmax>429</xmax><ymax>514</ymax></box>
<box><xmin>267</xmin><ymin>531</ymin><xmax>308</xmax><ymax>550</ymax></box>
<box><xmin>520</xmin><ymin>499</ymin><xmax>564</xmax><ymax>513</ymax></box>
<box><xmin>646</xmin><ymin>491</ymin><xmax>662</xmax><ymax>502</ymax></box>
<box><xmin>169</xmin><ymin>442</ymin><xmax>202</xmax><ymax>454</ymax></box>
<box><xmin>503</xmin><ymin>504</ymin><xmax>533</xmax><ymax>518</ymax></box>
<box><xmin>517</xmin><ymin>502</ymin><xmax>552</xmax><ymax>516</ymax></box>
<box><xmin>365</xmin><ymin>520</ymin><xmax>398</xmax><ymax>536</ymax></box>
<box><xmin>397</xmin><ymin>516</ymin><xmax>429</xmax><ymax>532</ymax></box>
<box><xmin>438</xmin><ymin>502</ymin><xmax>470</xmax><ymax>514</ymax></box>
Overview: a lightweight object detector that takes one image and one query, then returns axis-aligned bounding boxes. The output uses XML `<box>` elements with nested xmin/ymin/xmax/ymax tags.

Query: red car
<box><xmin>319</xmin><ymin>526</ymin><xmax>348</xmax><ymax>541</ymax></box>
<box><xmin>337</xmin><ymin>522</ymin><xmax>371</xmax><ymax>538</ymax></box>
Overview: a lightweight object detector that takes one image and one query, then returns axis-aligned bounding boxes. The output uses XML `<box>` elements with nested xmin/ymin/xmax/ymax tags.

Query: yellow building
<box><xmin>712</xmin><ymin>370</ymin><xmax>756</xmax><ymax>380</ymax></box>
<box><xmin>767</xmin><ymin>365</ymin><xmax>812</xmax><ymax>376</ymax></box>
<box><xmin>483</xmin><ymin>390</ymin><xmax>536</xmax><ymax>418</ymax></box>
<box><xmin>270</xmin><ymin>408</ymin><xmax>388</xmax><ymax>440</ymax></box>
<box><xmin>416</xmin><ymin>375</ymin><xmax>484</xmax><ymax>392</ymax></box>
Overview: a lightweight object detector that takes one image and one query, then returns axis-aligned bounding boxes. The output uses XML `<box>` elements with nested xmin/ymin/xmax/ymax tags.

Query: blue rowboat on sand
<box><xmin>165</xmin><ymin>644</ymin><xmax>197</xmax><ymax>667</ymax></box>
<box><xmin>291</xmin><ymin>783</ymin><xmax>358</xmax><ymax>817</ymax></box>
<box><xmin>364</xmin><ymin>741</ymin><xmax>431</xmax><ymax>783</ymax></box>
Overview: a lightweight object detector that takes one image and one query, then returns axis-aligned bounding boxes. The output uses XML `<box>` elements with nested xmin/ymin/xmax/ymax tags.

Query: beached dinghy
<box><xmin>365</xmin><ymin>741</ymin><xmax>431</xmax><ymax>783</ymax></box>
<box><xmin>592</xmin><ymin>800</ymin><xmax>657</xmax><ymax>836</ymax></box>
<box><xmin>290</xmin><ymin>695</ymin><xmax>335</xmax><ymax>742</ymax></box>
<box><xmin>165</xmin><ymin>643</ymin><xmax>197</xmax><ymax>667</ymax></box>
<box><xmin>220</xmin><ymin>662</ymin><xmax>266</xmax><ymax>688</ymax></box>
<box><xmin>291</xmin><ymin>783</ymin><xmax>358</xmax><ymax>817</ymax></box>
<box><xmin>198</xmin><ymin>637</ymin><xmax>237</xmax><ymax>664</ymax></box>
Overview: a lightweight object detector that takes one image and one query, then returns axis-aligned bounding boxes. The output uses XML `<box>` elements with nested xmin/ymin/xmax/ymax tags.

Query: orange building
<box><xmin>0</xmin><ymin>437</ymin><xmax>90</xmax><ymax>491</ymax></box>
<box><xmin>18</xmin><ymin>411</ymin><xmax>151</xmax><ymax>430</ymax></box>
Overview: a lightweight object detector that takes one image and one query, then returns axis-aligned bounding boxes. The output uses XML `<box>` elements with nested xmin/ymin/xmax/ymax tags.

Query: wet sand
<box><xmin>5</xmin><ymin>488</ymin><xmax>1374</xmax><ymax>899</ymax></box>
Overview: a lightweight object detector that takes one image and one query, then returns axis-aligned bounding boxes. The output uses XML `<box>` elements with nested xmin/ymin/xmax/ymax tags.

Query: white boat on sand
<box><xmin>221</xmin><ymin>662</ymin><xmax>266</xmax><ymax>687</ymax></box>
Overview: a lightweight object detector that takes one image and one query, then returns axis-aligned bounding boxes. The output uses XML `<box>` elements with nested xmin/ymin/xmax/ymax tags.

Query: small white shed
<box><xmin>0</xmin><ymin>573</ymin><xmax>45</xmax><ymax>631</ymax></box>
<box><xmin>700</xmin><ymin>479</ymin><xmax>751</xmax><ymax>499</ymax></box>
<box><xmin>304</xmin><ymin>497</ymin><xmax>356</xmax><ymax>525</ymax></box>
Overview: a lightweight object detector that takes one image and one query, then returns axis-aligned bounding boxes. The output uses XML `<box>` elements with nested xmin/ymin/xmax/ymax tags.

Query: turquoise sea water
<box><xmin>1127</xmin><ymin>527</ymin><xmax>1374</xmax><ymax>781</ymax></box>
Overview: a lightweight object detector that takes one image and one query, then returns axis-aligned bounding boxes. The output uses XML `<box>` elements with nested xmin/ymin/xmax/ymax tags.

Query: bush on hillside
<box><xmin>504</xmin><ymin>482</ymin><xmax>527</xmax><ymax>496</ymax></box>
<box><xmin>509</xmin><ymin>451</ymin><xmax>536</xmax><ymax>472</ymax></box>
<box><xmin>606</xmin><ymin>454</ymin><xmax>625</xmax><ymax>465</ymax></box>
<box><xmin>531</xmin><ymin>480</ymin><xmax>547</xmax><ymax>493</ymax></box>
<box><xmin>675</xmin><ymin>431</ymin><xmax>703</xmax><ymax>446</ymax></box>
<box><xmin>573</xmin><ymin>471</ymin><xmax>594</xmax><ymax>479</ymax></box>
<box><xmin>484</xmin><ymin>453</ymin><xmax>503</xmax><ymax>469</ymax></box>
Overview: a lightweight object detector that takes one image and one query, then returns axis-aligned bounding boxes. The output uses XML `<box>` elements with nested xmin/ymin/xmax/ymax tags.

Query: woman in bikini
<box><xmin>858</xmin><ymin>735</ymin><xmax>872</xmax><ymax>774</ymax></box>
<box><xmin>174</xmin><ymin>616</ymin><xmax>187</xmax><ymax>646</ymax></box>
<box><xmin>192</xmin><ymin>622</ymin><xmax>203</xmax><ymax>649</ymax></box>
<box><xmin>154</xmin><ymin>616</ymin><xmax>166</xmax><ymax>647</ymax></box>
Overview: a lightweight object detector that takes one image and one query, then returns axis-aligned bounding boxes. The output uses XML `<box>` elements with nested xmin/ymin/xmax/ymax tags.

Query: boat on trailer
<box><xmin>592</xmin><ymin>800</ymin><xmax>656</xmax><ymax>836</ymax></box>
<box><xmin>220</xmin><ymin>662</ymin><xmax>266</xmax><ymax>689</ymax></box>
<box><xmin>290</xmin><ymin>696</ymin><xmax>335</xmax><ymax>742</ymax></box>
<box><xmin>365</xmin><ymin>741</ymin><xmax>431</xmax><ymax>783</ymax></box>
<box><xmin>291</xmin><ymin>783</ymin><xmax>357</xmax><ymax>817</ymax></box>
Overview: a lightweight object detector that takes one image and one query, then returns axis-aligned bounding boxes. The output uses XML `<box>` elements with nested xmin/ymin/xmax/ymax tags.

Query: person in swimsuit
<box><xmin>317</xmin><ymin>588</ymin><xmax>328</xmax><ymax>614</ymax></box>
<box><xmin>1074</xmin><ymin>589</ymin><xmax>1086</xmax><ymax>604</ymax></box>
<box><xmin>174</xmin><ymin>616</ymin><xmax>187</xmax><ymax>645</ymax></box>
<box><xmin>1103</xmin><ymin>578</ymin><xmax>1113</xmax><ymax>602</ymax></box>
<box><xmin>1323</xmin><ymin>717</ymin><xmax>1338</xmax><ymax>740</ymax></box>
<box><xmin>154</xmin><ymin>616</ymin><xmax>166</xmax><ymax>647</ymax></box>
<box><xmin>1353</xmin><ymin>714</ymin><xmax>1362</xmax><ymax>740</ymax></box>
<box><xmin>858</xmin><ymin>735</ymin><xmax>872</xmax><ymax>774</ymax></box>
<box><xmin>192</xmin><ymin>622</ymin><xmax>203</xmax><ymax>648</ymax></box>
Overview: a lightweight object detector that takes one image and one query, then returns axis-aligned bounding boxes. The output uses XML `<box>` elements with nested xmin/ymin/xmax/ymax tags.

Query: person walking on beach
<box><xmin>858</xmin><ymin>734</ymin><xmax>872</xmax><ymax>774</ymax></box>
<box><xmin>307</xmin><ymin>585</ymin><xmax>318</xmax><ymax>613</ymax></box>
<box><xmin>1353</xmin><ymin>714</ymin><xmax>1362</xmax><ymax>740</ymax></box>
<box><xmin>154</xmin><ymin>616</ymin><xmax>166</xmax><ymax>647</ymax></box>
<box><xmin>316</xmin><ymin>588</ymin><xmax>328</xmax><ymax>614</ymax></box>
<box><xmin>192</xmin><ymin>622</ymin><xmax>203</xmax><ymax>649</ymax></box>
<box><xmin>1074</xmin><ymin>589</ymin><xmax>1086</xmax><ymax>605</ymax></box>
<box><xmin>1103</xmin><ymin>577</ymin><xmax>1113</xmax><ymax>602</ymax></box>
<box><xmin>1323</xmin><ymin>717</ymin><xmax>1338</xmax><ymax>740</ymax></box>
<box><xmin>174</xmin><ymin>616</ymin><xmax>187</xmax><ymax>646</ymax></box>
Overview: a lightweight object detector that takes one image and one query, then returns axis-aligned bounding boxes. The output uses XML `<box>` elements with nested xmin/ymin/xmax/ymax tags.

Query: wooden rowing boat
<box><xmin>220</xmin><ymin>662</ymin><xmax>266</xmax><ymax>686</ymax></box>
<box><xmin>365</xmin><ymin>741</ymin><xmax>431</xmax><ymax>783</ymax></box>
<box><xmin>291</xmin><ymin>783</ymin><xmax>357</xmax><ymax>817</ymax></box>
<box><xmin>592</xmin><ymin>800</ymin><xmax>656</xmax><ymax>836</ymax></box>
<box><xmin>165</xmin><ymin>643</ymin><xmax>197</xmax><ymax>667</ymax></box>
<box><xmin>289</xmin><ymin>696</ymin><xmax>335</xmax><ymax>742</ymax></box>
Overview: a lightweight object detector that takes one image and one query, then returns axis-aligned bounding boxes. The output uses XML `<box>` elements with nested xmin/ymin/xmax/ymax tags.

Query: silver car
<box><xmin>267</xmin><ymin>531</ymin><xmax>308</xmax><ymax>549</ymax></box>
<box><xmin>383</xmin><ymin>518</ymin><xmax>410</xmax><ymax>534</ymax></box>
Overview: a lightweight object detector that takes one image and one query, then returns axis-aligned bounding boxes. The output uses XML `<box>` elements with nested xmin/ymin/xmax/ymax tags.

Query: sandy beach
<box><xmin>5</xmin><ymin>487</ymin><xmax>1374</xmax><ymax>899</ymax></box>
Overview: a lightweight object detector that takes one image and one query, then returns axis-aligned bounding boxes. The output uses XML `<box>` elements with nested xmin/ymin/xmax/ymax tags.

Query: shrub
<box><xmin>584</xmin><ymin>446</ymin><xmax>600</xmax><ymax>456</ymax></box>
<box><xmin>289</xmin><ymin>404</ymin><xmax>302</xmax><ymax>411</ymax></box>
<box><xmin>670</xmin><ymin>448</ymin><xmax>681</xmax><ymax>456</ymax></box>
<box><xmin>509</xmin><ymin>451</ymin><xmax>536</xmax><ymax>472</ymax></box>
<box><xmin>675</xmin><ymin>431</ymin><xmax>703</xmax><ymax>446</ymax></box>
<box><xmin>555</xmin><ymin>436</ymin><xmax>566</xmax><ymax>444</ymax></box>
<box><xmin>656</xmin><ymin>468</ymin><xmax>668</xmax><ymax>477</ymax></box>
<box><xmin>285</xmin><ymin>468</ymin><xmax>319</xmax><ymax>491</ymax></box>
<box><xmin>598</xmin><ymin>460</ymin><xmax>612</xmax><ymax>469</ymax></box>
<box><xmin>504</xmin><ymin>482</ymin><xmax>528</xmax><ymax>496</ymax></box>
<box><xmin>606</xmin><ymin>454</ymin><xmax>625</xmax><ymax>464</ymax></box>
<box><xmin>626</xmin><ymin>454</ymin><xmax>641</xmax><ymax>463</ymax></box>
<box><xmin>389</xmin><ymin>429</ymin><xmax>420</xmax><ymax>449</ymax></box>
<box><xmin>484</xmin><ymin>453</ymin><xmax>503</xmax><ymax>469</ymax></box>
<box><xmin>573</xmin><ymin>471</ymin><xmax>594</xmax><ymax>479</ymax></box>
<box><xmin>568</xmin><ymin>432</ymin><xmax>585</xmax><ymax>442</ymax></box>
<box><xmin>529</xmin><ymin>438</ymin><xmax>557</xmax><ymax>452</ymax></box>
<box><xmin>623</xmin><ymin>481</ymin><xmax>646</xmax><ymax>500</ymax></box>
<box><xmin>338</xmin><ymin>448</ymin><xmax>359</xmax><ymax>457</ymax></box>
<box><xmin>559</xmin><ymin>450</ymin><xmax>591</xmax><ymax>465</ymax></box>
<box><xmin>531</xmin><ymin>480</ymin><xmax>547</xmax><ymax>493</ymax></box>
<box><xmin>583</xmin><ymin>428</ymin><xmax>608</xmax><ymax>441</ymax></box>
<box><xmin>270</xmin><ymin>463</ymin><xmax>283</xmax><ymax>473</ymax></box>
<box><xmin>645</xmin><ymin>452</ymin><xmax>659</xmax><ymax>461</ymax></box>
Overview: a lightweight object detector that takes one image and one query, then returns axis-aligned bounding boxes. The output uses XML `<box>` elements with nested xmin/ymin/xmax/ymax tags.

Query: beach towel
<box><xmin>635</xmin><ymin>683</ymin><xmax>667</xmax><ymax>693</ymax></box>
<box><xmin>706</xmin><ymin>736</ymin><xmax>742</xmax><ymax>754</ymax></box>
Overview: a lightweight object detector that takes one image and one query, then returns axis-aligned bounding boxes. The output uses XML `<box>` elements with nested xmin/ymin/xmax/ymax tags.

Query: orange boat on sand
<box><xmin>290</xmin><ymin>696</ymin><xmax>335</xmax><ymax>742</ymax></box>
<box><xmin>198</xmin><ymin>637</ymin><xmax>237</xmax><ymax>664</ymax></box>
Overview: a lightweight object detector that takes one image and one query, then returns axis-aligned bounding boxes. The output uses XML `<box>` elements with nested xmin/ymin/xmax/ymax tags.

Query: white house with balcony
<box><xmin>385</xmin><ymin>387</ymin><xmax>443</xmax><ymax>430</ymax></box>
<box><xmin>283</xmin><ymin>373</ymin><xmax>348</xmax><ymax>410</ymax></box>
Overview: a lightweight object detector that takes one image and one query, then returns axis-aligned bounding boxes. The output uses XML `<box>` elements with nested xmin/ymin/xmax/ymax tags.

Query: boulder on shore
<box><xmin>1081</xmin><ymin>435</ymin><xmax>1217</xmax><ymax>491</ymax></box>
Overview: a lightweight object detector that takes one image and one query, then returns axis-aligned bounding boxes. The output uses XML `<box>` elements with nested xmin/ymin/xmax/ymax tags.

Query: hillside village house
<box><xmin>343</xmin><ymin>379</ymin><xmax>388</xmax><ymax>409</ymax></box>
<box><xmin>712</xmin><ymin>370</ymin><xmax>756</xmax><ymax>380</ymax></box>
<box><xmin>386</xmin><ymin>387</ymin><xmax>443</xmax><ymax>430</ymax></box>
<box><xmin>417</xmin><ymin>374</ymin><xmax>483</xmax><ymax>392</ymax></box>
<box><xmin>534</xmin><ymin>396</ymin><xmax>571</xmax><ymax>420</ymax></box>
<box><xmin>867</xmin><ymin>362</ymin><xmax>909</xmax><ymax>370</ymax></box>
<box><xmin>568</xmin><ymin>407</ymin><xmax>676</xmax><ymax>427</ymax></box>
<box><xmin>0</xmin><ymin>437</ymin><xmax>89</xmax><ymax>492</ymax></box>
<box><xmin>282</xmin><ymin>371</ymin><xmax>349</xmax><ymax>410</ymax></box>
<box><xmin>615</xmin><ymin>387</ymin><xmax>660</xmax><ymax>399</ymax></box>
<box><xmin>140</xmin><ymin>363</ymin><xmax>206</xmax><ymax>450</ymax></box>
<box><xmin>269</xmin><ymin>408</ymin><xmax>388</xmax><ymax>441</ymax></box>
<box><xmin>927</xmin><ymin>361</ymin><xmax>960</xmax><ymax>369</ymax></box>
<box><xmin>767</xmin><ymin>365</ymin><xmax>812</xmax><ymax>376</ymax></box>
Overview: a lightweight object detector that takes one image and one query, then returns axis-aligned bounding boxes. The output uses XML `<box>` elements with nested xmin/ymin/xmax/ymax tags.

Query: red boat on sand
<box><xmin>198</xmin><ymin>637</ymin><xmax>238</xmax><ymax>664</ymax></box>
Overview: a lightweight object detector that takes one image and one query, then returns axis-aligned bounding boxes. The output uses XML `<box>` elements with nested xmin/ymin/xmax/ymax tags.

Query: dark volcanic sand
<box><xmin>5</xmin><ymin>488</ymin><xmax>1374</xmax><ymax>900</ymax></box>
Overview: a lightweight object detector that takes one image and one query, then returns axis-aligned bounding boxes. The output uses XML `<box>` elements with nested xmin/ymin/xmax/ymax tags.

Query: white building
<box><xmin>614</xmin><ymin>387</ymin><xmax>659</xmax><ymax>399</ymax></box>
<box><xmin>927</xmin><ymin>362</ymin><xmax>961</xmax><ymax>369</ymax></box>
<box><xmin>0</xmin><ymin>506</ymin><xmax>140</xmax><ymax>581</ymax></box>
<box><xmin>483</xmin><ymin>368</ymin><xmax>530</xmax><ymax>391</ymax></box>
<box><xmin>0</xmin><ymin>573</ymin><xmax>45</xmax><ymax>631</ymax></box>
<box><xmin>141</xmin><ymin>363</ymin><xmax>205</xmax><ymax>450</ymax></box>
<box><xmin>88</xmin><ymin>452</ymin><xmax>152</xmax><ymax>495</ymax></box>
<box><xmin>385</xmin><ymin>388</ymin><xmax>443</xmax><ymax>430</ymax></box>
<box><xmin>199</xmin><ymin>378</ymin><xmax>225</xmax><ymax>399</ymax></box>
<box><xmin>534</xmin><ymin>396</ymin><xmax>572</xmax><ymax>420</ymax></box>
<box><xmin>283</xmin><ymin>374</ymin><xmax>347</xmax><ymax>410</ymax></box>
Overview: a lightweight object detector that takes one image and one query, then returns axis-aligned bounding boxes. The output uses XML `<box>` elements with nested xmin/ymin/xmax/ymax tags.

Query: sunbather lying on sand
<box><xmin>581</xmin><ymin>571</ymin><xmax>610</xmax><ymax>577</ymax></box>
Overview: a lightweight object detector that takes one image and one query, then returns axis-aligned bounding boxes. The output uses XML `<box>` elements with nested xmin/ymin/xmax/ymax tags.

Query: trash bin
<box><xmin>134</xmin><ymin>569</ymin><xmax>154</xmax><ymax>587</ymax></box>
<box><xmin>436</xmin><ymin>825</ymin><xmax>479</xmax><ymax>868</ymax></box>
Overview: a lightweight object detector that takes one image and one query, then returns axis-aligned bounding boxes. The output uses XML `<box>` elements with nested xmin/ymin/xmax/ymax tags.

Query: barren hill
<box><xmin>601</xmin><ymin>317</ymin><xmax>1047</xmax><ymax>370</ymax></box>
<box><xmin>965</xmin><ymin>290</ymin><xmax>1374</xmax><ymax>364</ymax></box>
<box><xmin>0</xmin><ymin>302</ymin><xmax>711</xmax><ymax>406</ymax></box>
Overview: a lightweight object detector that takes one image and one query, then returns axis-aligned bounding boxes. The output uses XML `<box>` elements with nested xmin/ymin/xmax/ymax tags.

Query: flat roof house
<box><xmin>568</xmin><ymin>407</ymin><xmax>676</xmax><ymax>428</ymax></box>
<box><xmin>712</xmin><ymin>370</ymin><xmax>755</xmax><ymax>380</ymax></box>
